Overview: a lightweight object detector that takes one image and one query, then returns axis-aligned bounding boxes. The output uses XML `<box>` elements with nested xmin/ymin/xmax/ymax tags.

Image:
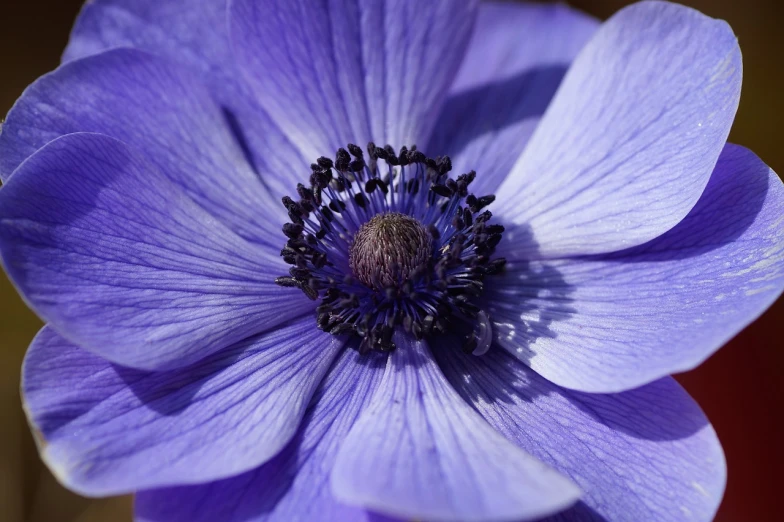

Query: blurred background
<box><xmin>0</xmin><ymin>1</ymin><xmax>781</xmax><ymax>521</ymax></box>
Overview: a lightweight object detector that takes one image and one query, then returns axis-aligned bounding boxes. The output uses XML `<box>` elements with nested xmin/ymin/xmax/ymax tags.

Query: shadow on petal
<box><xmin>542</xmin><ymin>501</ymin><xmax>604</xmax><ymax>522</ymax></box>
<box><xmin>437</xmin><ymin>304</ymin><xmax>710</xmax><ymax>444</ymax></box>
<box><xmin>433</xmin><ymin>337</ymin><xmax>725</xmax><ymax>520</ymax></box>
<box><xmin>482</xmin><ymin>143</ymin><xmax>779</xmax><ymax>393</ymax></box>
<box><xmin>597</xmin><ymin>146</ymin><xmax>770</xmax><ymax>263</ymax></box>
<box><xmin>481</xmin><ymin>221</ymin><xmax>577</xmax><ymax>368</ymax></box>
<box><xmin>114</xmin><ymin>347</ymin><xmax>246</xmax><ymax>417</ymax></box>
<box><xmin>135</xmin><ymin>347</ymin><xmax>391</xmax><ymax>522</ymax></box>
<box><xmin>430</xmin><ymin>65</ymin><xmax>569</xmax><ymax>160</ymax></box>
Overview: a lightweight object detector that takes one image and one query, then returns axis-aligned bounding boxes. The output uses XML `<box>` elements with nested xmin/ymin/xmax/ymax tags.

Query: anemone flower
<box><xmin>1</xmin><ymin>0</ymin><xmax>782</xmax><ymax>520</ymax></box>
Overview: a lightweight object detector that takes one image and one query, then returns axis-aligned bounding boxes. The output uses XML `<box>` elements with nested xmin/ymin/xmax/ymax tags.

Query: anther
<box><xmin>275</xmin><ymin>142</ymin><xmax>506</xmax><ymax>356</ymax></box>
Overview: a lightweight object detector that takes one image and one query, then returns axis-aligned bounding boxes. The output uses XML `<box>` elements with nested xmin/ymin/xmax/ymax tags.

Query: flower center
<box><xmin>275</xmin><ymin>142</ymin><xmax>506</xmax><ymax>354</ymax></box>
<box><xmin>349</xmin><ymin>212</ymin><xmax>433</xmax><ymax>290</ymax></box>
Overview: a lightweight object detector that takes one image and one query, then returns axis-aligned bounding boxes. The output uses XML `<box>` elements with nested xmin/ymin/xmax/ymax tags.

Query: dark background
<box><xmin>0</xmin><ymin>1</ymin><xmax>781</xmax><ymax>521</ymax></box>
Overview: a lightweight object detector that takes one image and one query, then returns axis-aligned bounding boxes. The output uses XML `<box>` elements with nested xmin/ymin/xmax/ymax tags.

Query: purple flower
<box><xmin>2</xmin><ymin>0</ymin><xmax>782</xmax><ymax>520</ymax></box>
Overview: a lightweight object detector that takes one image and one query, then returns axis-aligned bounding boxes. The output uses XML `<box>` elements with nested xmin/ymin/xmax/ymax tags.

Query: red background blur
<box><xmin>0</xmin><ymin>1</ymin><xmax>781</xmax><ymax>521</ymax></box>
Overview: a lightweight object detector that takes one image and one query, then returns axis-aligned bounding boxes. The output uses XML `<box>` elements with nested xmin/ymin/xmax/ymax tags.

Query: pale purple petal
<box><xmin>62</xmin><ymin>0</ymin><xmax>231</xmax><ymax>64</ymax></box>
<box><xmin>229</xmin><ymin>0</ymin><xmax>478</xmax><ymax>161</ymax></box>
<box><xmin>0</xmin><ymin>132</ymin><xmax>307</xmax><ymax>371</ymax></box>
<box><xmin>22</xmin><ymin>319</ymin><xmax>341</xmax><ymax>495</ymax></box>
<box><xmin>331</xmin><ymin>332</ymin><xmax>580</xmax><ymax>522</ymax></box>
<box><xmin>62</xmin><ymin>0</ymin><xmax>306</xmax><ymax>197</ymax></box>
<box><xmin>428</xmin><ymin>2</ymin><xmax>598</xmax><ymax>196</ymax></box>
<box><xmin>433</xmin><ymin>342</ymin><xmax>725</xmax><ymax>522</ymax></box>
<box><xmin>489</xmin><ymin>144</ymin><xmax>784</xmax><ymax>392</ymax></box>
<box><xmin>0</xmin><ymin>48</ymin><xmax>284</xmax><ymax>246</ymax></box>
<box><xmin>135</xmin><ymin>348</ymin><xmax>389</xmax><ymax>522</ymax></box>
<box><xmin>495</xmin><ymin>1</ymin><xmax>742</xmax><ymax>258</ymax></box>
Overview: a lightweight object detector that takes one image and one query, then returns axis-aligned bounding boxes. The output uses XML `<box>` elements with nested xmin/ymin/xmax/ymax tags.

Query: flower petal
<box><xmin>62</xmin><ymin>0</ymin><xmax>229</xmax><ymax>63</ymax></box>
<box><xmin>23</xmin><ymin>319</ymin><xmax>341</xmax><ymax>495</ymax></box>
<box><xmin>428</xmin><ymin>2</ymin><xmax>598</xmax><ymax>196</ymax></box>
<box><xmin>495</xmin><ymin>1</ymin><xmax>742</xmax><ymax>258</ymax></box>
<box><xmin>433</xmin><ymin>342</ymin><xmax>726</xmax><ymax>522</ymax></box>
<box><xmin>0</xmin><ymin>132</ymin><xmax>306</xmax><ymax>371</ymax></box>
<box><xmin>62</xmin><ymin>0</ymin><xmax>305</xmax><ymax>197</ymax></box>
<box><xmin>135</xmin><ymin>348</ymin><xmax>387</xmax><ymax>522</ymax></box>
<box><xmin>330</xmin><ymin>332</ymin><xmax>580</xmax><ymax>522</ymax></box>
<box><xmin>489</xmin><ymin>144</ymin><xmax>784</xmax><ymax>392</ymax></box>
<box><xmin>229</xmin><ymin>0</ymin><xmax>479</xmax><ymax>161</ymax></box>
<box><xmin>0</xmin><ymin>48</ymin><xmax>286</xmax><ymax>246</ymax></box>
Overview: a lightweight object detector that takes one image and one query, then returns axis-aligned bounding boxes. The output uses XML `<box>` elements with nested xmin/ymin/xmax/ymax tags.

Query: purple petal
<box><xmin>0</xmin><ymin>132</ymin><xmax>306</xmax><ymax>371</ymax></box>
<box><xmin>330</xmin><ymin>332</ymin><xmax>580</xmax><ymax>522</ymax></box>
<box><xmin>63</xmin><ymin>0</ymin><xmax>234</xmax><ymax>66</ymax></box>
<box><xmin>489</xmin><ymin>144</ymin><xmax>784</xmax><ymax>392</ymax></box>
<box><xmin>135</xmin><ymin>348</ymin><xmax>388</xmax><ymax>522</ymax></box>
<box><xmin>428</xmin><ymin>2</ymin><xmax>598</xmax><ymax>196</ymax></box>
<box><xmin>433</xmin><ymin>343</ymin><xmax>726</xmax><ymax>522</ymax></box>
<box><xmin>62</xmin><ymin>0</ymin><xmax>305</xmax><ymax>197</ymax></box>
<box><xmin>229</xmin><ymin>0</ymin><xmax>478</xmax><ymax>160</ymax></box>
<box><xmin>495</xmin><ymin>1</ymin><xmax>742</xmax><ymax>258</ymax></box>
<box><xmin>0</xmin><ymin>48</ymin><xmax>285</xmax><ymax>247</ymax></box>
<box><xmin>23</xmin><ymin>319</ymin><xmax>341</xmax><ymax>495</ymax></box>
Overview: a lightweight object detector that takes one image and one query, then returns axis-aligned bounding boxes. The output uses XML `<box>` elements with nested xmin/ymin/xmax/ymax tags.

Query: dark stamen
<box><xmin>275</xmin><ymin>142</ymin><xmax>506</xmax><ymax>354</ymax></box>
